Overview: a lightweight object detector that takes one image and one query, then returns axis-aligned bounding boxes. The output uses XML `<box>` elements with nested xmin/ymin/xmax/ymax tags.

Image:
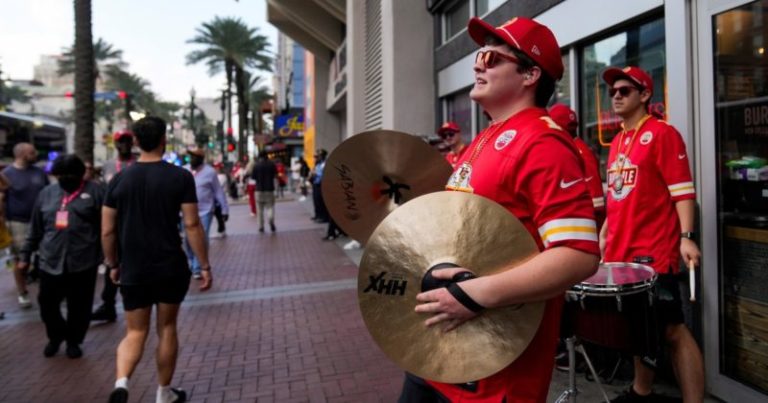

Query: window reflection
<box><xmin>580</xmin><ymin>17</ymin><xmax>666</xmax><ymax>180</ymax></box>
<box><xmin>713</xmin><ymin>1</ymin><xmax>768</xmax><ymax>394</ymax></box>
<box><xmin>445</xmin><ymin>89</ymin><xmax>473</xmax><ymax>145</ymax></box>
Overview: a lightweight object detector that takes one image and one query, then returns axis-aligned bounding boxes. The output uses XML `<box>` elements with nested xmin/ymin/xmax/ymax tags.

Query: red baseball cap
<box><xmin>548</xmin><ymin>103</ymin><xmax>578</xmax><ymax>134</ymax></box>
<box><xmin>468</xmin><ymin>16</ymin><xmax>564</xmax><ymax>80</ymax></box>
<box><xmin>438</xmin><ymin>121</ymin><xmax>460</xmax><ymax>135</ymax></box>
<box><xmin>113</xmin><ymin>130</ymin><xmax>133</xmax><ymax>142</ymax></box>
<box><xmin>602</xmin><ymin>66</ymin><xmax>654</xmax><ymax>96</ymax></box>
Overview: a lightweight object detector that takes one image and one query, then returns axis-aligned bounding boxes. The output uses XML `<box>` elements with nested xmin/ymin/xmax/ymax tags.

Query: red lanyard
<box><xmin>60</xmin><ymin>182</ymin><xmax>85</xmax><ymax>210</ymax></box>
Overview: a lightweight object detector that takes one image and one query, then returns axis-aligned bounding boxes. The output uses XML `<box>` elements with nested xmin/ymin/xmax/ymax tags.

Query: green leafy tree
<box><xmin>186</xmin><ymin>16</ymin><xmax>272</xmax><ymax>161</ymax></box>
<box><xmin>58</xmin><ymin>37</ymin><xmax>126</xmax><ymax>83</ymax></box>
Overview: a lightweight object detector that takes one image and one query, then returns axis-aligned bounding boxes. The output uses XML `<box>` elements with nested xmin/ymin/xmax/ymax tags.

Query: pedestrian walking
<box><xmin>212</xmin><ymin>162</ymin><xmax>228</xmax><ymax>238</ymax></box>
<box><xmin>243</xmin><ymin>155</ymin><xmax>258</xmax><ymax>216</ymax></box>
<box><xmin>310</xmin><ymin>150</ymin><xmax>329</xmax><ymax>223</ymax></box>
<box><xmin>92</xmin><ymin>130</ymin><xmax>137</xmax><ymax>323</ymax></box>
<box><xmin>103</xmin><ymin>116</ymin><xmax>212</xmax><ymax>403</ymax></box>
<box><xmin>1</xmin><ymin>142</ymin><xmax>49</xmax><ymax>309</ymax></box>
<box><xmin>18</xmin><ymin>154</ymin><xmax>103</xmax><ymax>359</ymax></box>
<box><xmin>402</xmin><ymin>16</ymin><xmax>599</xmax><ymax>402</ymax></box>
<box><xmin>185</xmin><ymin>148</ymin><xmax>228</xmax><ymax>279</ymax></box>
<box><xmin>251</xmin><ymin>154</ymin><xmax>278</xmax><ymax>233</ymax></box>
<box><xmin>298</xmin><ymin>156</ymin><xmax>310</xmax><ymax>200</ymax></box>
<box><xmin>275</xmin><ymin>159</ymin><xmax>287</xmax><ymax>198</ymax></box>
<box><xmin>600</xmin><ymin>65</ymin><xmax>704</xmax><ymax>403</ymax></box>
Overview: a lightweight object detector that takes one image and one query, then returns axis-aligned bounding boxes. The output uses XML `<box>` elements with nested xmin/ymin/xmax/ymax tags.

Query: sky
<box><xmin>0</xmin><ymin>0</ymin><xmax>278</xmax><ymax>103</ymax></box>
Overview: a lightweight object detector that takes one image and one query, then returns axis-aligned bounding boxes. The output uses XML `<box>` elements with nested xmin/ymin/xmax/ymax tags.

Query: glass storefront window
<box><xmin>444</xmin><ymin>89</ymin><xmax>473</xmax><ymax>145</ymax></box>
<box><xmin>580</xmin><ymin>17</ymin><xmax>666</xmax><ymax>179</ymax></box>
<box><xmin>443</xmin><ymin>0</ymin><xmax>470</xmax><ymax>42</ymax></box>
<box><xmin>712</xmin><ymin>1</ymin><xmax>768</xmax><ymax>394</ymax></box>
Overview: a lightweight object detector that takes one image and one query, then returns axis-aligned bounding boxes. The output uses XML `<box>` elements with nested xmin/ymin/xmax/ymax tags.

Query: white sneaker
<box><xmin>18</xmin><ymin>293</ymin><xmax>32</xmax><ymax>309</ymax></box>
<box><xmin>343</xmin><ymin>240</ymin><xmax>361</xmax><ymax>250</ymax></box>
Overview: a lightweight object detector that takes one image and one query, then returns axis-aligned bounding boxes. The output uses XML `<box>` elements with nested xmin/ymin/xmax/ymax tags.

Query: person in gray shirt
<box><xmin>18</xmin><ymin>154</ymin><xmax>104</xmax><ymax>359</ymax></box>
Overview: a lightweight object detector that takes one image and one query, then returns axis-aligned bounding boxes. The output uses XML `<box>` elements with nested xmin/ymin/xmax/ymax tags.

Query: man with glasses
<box><xmin>437</xmin><ymin>121</ymin><xmax>466</xmax><ymax>168</ymax></box>
<box><xmin>600</xmin><ymin>66</ymin><xmax>704</xmax><ymax>403</ymax></box>
<box><xmin>400</xmin><ymin>16</ymin><xmax>599</xmax><ymax>402</ymax></box>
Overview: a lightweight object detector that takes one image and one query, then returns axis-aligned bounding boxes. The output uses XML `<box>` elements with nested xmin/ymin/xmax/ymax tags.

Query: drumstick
<box><xmin>689</xmin><ymin>260</ymin><xmax>696</xmax><ymax>302</ymax></box>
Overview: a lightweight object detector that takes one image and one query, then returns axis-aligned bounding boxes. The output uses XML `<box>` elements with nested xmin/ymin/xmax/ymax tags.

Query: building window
<box><xmin>475</xmin><ymin>0</ymin><xmax>504</xmax><ymax>17</ymax></box>
<box><xmin>443</xmin><ymin>0</ymin><xmax>470</xmax><ymax>43</ymax></box>
<box><xmin>443</xmin><ymin>88</ymin><xmax>472</xmax><ymax>145</ymax></box>
<box><xmin>550</xmin><ymin>53</ymin><xmax>571</xmax><ymax>107</ymax></box>
<box><xmin>580</xmin><ymin>16</ymin><xmax>666</xmax><ymax>179</ymax></box>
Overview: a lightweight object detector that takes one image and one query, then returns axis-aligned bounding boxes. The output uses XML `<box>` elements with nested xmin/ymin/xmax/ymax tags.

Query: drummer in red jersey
<box><xmin>438</xmin><ymin>121</ymin><xmax>467</xmax><ymax>169</ymax></box>
<box><xmin>600</xmin><ymin>66</ymin><xmax>704</xmax><ymax>402</ymax></box>
<box><xmin>549</xmin><ymin>104</ymin><xmax>606</xmax><ymax>228</ymax></box>
<box><xmin>401</xmin><ymin>16</ymin><xmax>600</xmax><ymax>403</ymax></box>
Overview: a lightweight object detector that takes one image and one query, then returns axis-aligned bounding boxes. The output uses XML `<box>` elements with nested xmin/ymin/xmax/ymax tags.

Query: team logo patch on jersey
<box><xmin>80</xmin><ymin>193</ymin><xmax>91</xmax><ymax>199</ymax></box>
<box><xmin>607</xmin><ymin>156</ymin><xmax>638</xmax><ymax>201</ymax></box>
<box><xmin>494</xmin><ymin>130</ymin><xmax>517</xmax><ymax>150</ymax></box>
<box><xmin>640</xmin><ymin>131</ymin><xmax>653</xmax><ymax>145</ymax></box>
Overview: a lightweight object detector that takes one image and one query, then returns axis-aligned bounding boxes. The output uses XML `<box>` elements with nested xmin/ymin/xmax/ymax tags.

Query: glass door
<box><xmin>698</xmin><ymin>0</ymin><xmax>768</xmax><ymax>400</ymax></box>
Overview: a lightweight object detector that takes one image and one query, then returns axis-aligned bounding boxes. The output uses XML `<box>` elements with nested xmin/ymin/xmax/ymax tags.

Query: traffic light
<box><xmin>208</xmin><ymin>141</ymin><xmax>215</xmax><ymax>149</ymax></box>
<box><xmin>227</xmin><ymin>142</ymin><xmax>235</xmax><ymax>153</ymax></box>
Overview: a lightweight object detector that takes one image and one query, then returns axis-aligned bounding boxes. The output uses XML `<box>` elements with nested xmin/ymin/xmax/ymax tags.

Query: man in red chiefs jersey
<box><xmin>600</xmin><ymin>66</ymin><xmax>703</xmax><ymax>403</ymax></box>
<box><xmin>549</xmin><ymin>103</ymin><xmax>606</xmax><ymax>227</ymax></box>
<box><xmin>438</xmin><ymin>121</ymin><xmax>467</xmax><ymax>168</ymax></box>
<box><xmin>400</xmin><ymin>16</ymin><xmax>600</xmax><ymax>403</ymax></box>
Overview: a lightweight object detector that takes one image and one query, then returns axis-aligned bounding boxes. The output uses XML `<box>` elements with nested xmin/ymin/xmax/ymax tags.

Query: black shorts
<box><xmin>654</xmin><ymin>272</ymin><xmax>685</xmax><ymax>326</ymax></box>
<box><xmin>120</xmin><ymin>275</ymin><xmax>191</xmax><ymax>311</ymax></box>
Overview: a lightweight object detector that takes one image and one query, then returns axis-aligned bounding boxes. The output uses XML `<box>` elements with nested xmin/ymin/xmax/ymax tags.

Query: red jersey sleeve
<box><xmin>517</xmin><ymin>134</ymin><xmax>599</xmax><ymax>255</ymax></box>
<box><xmin>574</xmin><ymin>138</ymin><xmax>605</xmax><ymax>211</ymax></box>
<box><xmin>654</xmin><ymin>122</ymin><xmax>695</xmax><ymax>201</ymax></box>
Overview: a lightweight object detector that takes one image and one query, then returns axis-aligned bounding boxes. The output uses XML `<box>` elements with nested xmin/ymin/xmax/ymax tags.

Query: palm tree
<box><xmin>186</xmin><ymin>16</ymin><xmax>272</xmax><ymax>161</ymax></box>
<box><xmin>245</xmin><ymin>74</ymin><xmax>272</xmax><ymax>136</ymax></box>
<box><xmin>58</xmin><ymin>37</ymin><xmax>126</xmax><ymax>86</ymax></box>
<box><xmin>73</xmin><ymin>0</ymin><xmax>95</xmax><ymax>163</ymax></box>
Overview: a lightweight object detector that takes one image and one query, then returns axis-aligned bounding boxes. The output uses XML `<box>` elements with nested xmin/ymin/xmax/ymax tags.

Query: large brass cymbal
<box><xmin>358</xmin><ymin>191</ymin><xmax>543</xmax><ymax>384</ymax></box>
<box><xmin>321</xmin><ymin>130</ymin><xmax>452</xmax><ymax>244</ymax></box>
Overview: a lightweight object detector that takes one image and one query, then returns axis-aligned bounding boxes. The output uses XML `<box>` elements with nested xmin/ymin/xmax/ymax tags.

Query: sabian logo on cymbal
<box><xmin>334</xmin><ymin>163</ymin><xmax>361</xmax><ymax>220</ymax></box>
<box><xmin>363</xmin><ymin>272</ymin><xmax>407</xmax><ymax>296</ymax></box>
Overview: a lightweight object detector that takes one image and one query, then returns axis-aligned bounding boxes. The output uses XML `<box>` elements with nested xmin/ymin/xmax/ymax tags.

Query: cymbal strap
<box><xmin>447</xmin><ymin>282</ymin><xmax>485</xmax><ymax>313</ymax></box>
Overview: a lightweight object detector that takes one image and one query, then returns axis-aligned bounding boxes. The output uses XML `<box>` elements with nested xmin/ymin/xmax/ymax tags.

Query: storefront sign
<box><xmin>275</xmin><ymin>114</ymin><xmax>304</xmax><ymax>137</ymax></box>
<box><xmin>718</xmin><ymin>99</ymin><xmax>768</xmax><ymax>140</ymax></box>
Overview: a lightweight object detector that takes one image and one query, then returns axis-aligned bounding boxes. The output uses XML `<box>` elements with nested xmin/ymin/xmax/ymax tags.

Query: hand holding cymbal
<box><xmin>359</xmin><ymin>191</ymin><xmax>543</xmax><ymax>383</ymax></box>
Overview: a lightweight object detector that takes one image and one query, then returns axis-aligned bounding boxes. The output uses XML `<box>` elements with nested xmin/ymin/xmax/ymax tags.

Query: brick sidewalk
<box><xmin>0</xmin><ymin>195</ymin><xmax>717</xmax><ymax>403</ymax></box>
<box><xmin>0</xmin><ymin>199</ymin><xmax>402</xmax><ymax>403</ymax></box>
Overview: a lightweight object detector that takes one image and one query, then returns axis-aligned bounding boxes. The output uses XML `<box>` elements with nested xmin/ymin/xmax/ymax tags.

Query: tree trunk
<box><xmin>225</xmin><ymin>60</ymin><xmax>234</xmax><ymax>134</ymax></box>
<box><xmin>235</xmin><ymin>65</ymin><xmax>248</xmax><ymax>162</ymax></box>
<box><xmin>73</xmin><ymin>0</ymin><xmax>95</xmax><ymax>163</ymax></box>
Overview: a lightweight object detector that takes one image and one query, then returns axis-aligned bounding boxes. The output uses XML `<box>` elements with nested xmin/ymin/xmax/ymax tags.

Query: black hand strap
<box><xmin>447</xmin><ymin>283</ymin><xmax>485</xmax><ymax>313</ymax></box>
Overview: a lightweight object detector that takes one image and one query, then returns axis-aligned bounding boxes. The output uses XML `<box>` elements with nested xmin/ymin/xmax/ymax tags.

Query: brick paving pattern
<box><xmin>0</xmin><ymin>195</ymin><xmax>718</xmax><ymax>402</ymax></box>
<box><xmin>0</xmin><ymin>198</ymin><xmax>402</xmax><ymax>403</ymax></box>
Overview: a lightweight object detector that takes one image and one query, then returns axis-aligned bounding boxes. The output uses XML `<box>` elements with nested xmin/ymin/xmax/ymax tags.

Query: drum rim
<box><xmin>568</xmin><ymin>261</ymin><xmax>657</xmax><ymax>297</ymax></box>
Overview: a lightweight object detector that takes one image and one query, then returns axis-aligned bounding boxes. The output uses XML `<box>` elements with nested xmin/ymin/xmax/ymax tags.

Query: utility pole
<box><xmin>189</xmin><ymin>87</ymin><xmax>196</xmax><ymax>135</ymax></box>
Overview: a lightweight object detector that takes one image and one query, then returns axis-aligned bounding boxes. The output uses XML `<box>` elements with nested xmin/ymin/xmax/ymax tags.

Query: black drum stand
<box><xmin>554</xmin><ymin>336</ymin><xmax>611</xmax><ymax>403</ymax></box>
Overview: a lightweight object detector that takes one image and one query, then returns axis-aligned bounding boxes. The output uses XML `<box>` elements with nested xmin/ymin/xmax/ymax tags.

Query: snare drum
<box><xmin>565</xmin><ymin>263</ymin><xmax>660</xmax><ymax>355</ymax></box>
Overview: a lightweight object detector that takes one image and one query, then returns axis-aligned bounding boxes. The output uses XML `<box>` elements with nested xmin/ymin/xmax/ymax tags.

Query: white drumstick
<box><xmin>689</xmin><ymin>260</ymin><xmax>696</xmax><ymax>302</ymax></box>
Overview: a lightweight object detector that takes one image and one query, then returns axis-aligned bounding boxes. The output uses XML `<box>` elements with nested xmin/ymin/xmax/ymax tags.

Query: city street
<box><xmin>0</xmin><ymin>197</ymin><xmax>715</xmax><ymax>403</ymax></box>
<box><xmin>0</xmin><ymin>198</ymin><xmax>402</xmax><ymax>402</ymax></box>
